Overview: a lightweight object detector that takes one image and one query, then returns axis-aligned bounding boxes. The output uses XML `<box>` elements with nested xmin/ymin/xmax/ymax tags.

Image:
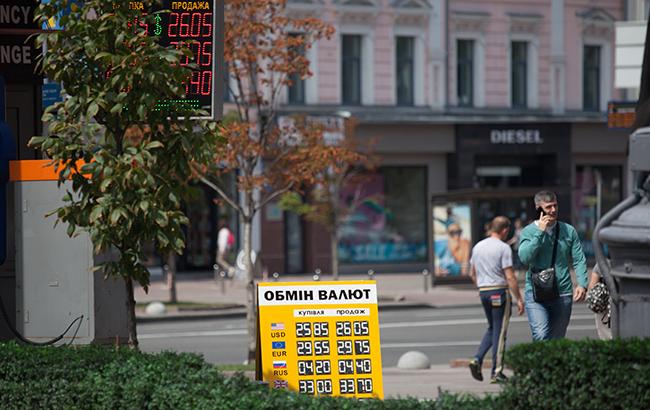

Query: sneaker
<box><xmin>468</xmin><ymin>359</ymin><xmax>483</xmax><ymax>381</ymax></box>
<box><xmin>490</xmin><ymin>372</ymin><xmax>508</xmax><ymax>384</ymax></box>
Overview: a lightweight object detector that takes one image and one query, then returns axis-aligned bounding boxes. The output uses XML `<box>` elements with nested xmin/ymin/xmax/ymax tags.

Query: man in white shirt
<box><xmin>468</xmin><ymin>216</ymin><xmax>524</xmax><ymax>384</ymax></box>
<box><xmin>215</xmin><ymin>218</ymin><xmax>235</xmax><ymax>278</ymax></box>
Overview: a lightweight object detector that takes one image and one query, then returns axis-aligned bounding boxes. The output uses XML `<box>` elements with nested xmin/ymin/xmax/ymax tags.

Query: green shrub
<box><xmin>502</xmin><ymin>338</ymin><xmax>650</xmax><ymax>410</ymax></box>
<box><xmin>0</xmin><ymin>342</ymin><xmax>487</xmax><ymax>409</ymax></box>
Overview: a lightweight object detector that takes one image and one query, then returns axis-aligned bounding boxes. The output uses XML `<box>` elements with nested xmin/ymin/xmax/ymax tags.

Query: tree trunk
<box><xmin>243</xmin><ymin>217</ymin><xmax>257</xmax><ymax>363</ymax></box>
<box><xmin>167</xmin><ymin>252</ymin><xmax>177</xmax><ymax>304</ymax></box>
<box><xmin>330</xmin><ymin>230</ymin><xmax>339</xmax><ymax>281</ymax></box>
<box><xmin>125</xmin><ymin>276</ymin><xmax>139</xmax><ymax>348</ymax></box>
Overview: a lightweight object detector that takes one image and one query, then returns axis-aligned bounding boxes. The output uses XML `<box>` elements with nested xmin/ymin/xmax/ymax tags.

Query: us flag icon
<box><xmin>271</xmin><ymin>323</ymin><xmax>284</xmax><ymax>331</ymax></box>
<box><xmin>273</xmin><ymin>380</ymin><xmax>288</xmax><ymax>389</ymax></box>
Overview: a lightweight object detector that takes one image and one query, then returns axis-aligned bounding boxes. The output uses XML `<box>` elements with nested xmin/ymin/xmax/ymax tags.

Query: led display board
<box><xmin>125</xmin><ymin>0</ymin><xmax>222</xmax><ymax>119</ymax></box>
<box><xmin>257</xmin><ymin>281</ymin><xmax>384</xmax><ymax>399</ymax></box>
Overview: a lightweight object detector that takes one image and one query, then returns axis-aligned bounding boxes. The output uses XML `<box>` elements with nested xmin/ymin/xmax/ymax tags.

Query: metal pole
<box><xmin>219</xmin><ymin>270</ymin><xmax>227</xmax><ymax>294</ymax></box>
<box><xmin>272</xmin><ymin>272</ymin><xmax>280</xmax><ymax>282</ymax></box>
<box><xmin>313</xmin><ymin>268</ymin><xmax>321</xmax><ymax>281</ymax></box>
<box><xmin>367</xmin><ymin>269</ymin><xmax>375</xmax><ymax>281</ymax></box>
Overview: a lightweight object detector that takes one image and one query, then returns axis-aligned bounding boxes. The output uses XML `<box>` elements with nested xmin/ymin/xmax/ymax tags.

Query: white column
<box><xmin>550</xmin><ymin>0</ymin><xmax>566</xmax><ymax>114</ymax></box>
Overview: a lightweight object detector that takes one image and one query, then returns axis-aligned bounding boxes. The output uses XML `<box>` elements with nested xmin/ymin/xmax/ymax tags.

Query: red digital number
<box><xmin>202</xmin><ymin>13</ymin><xmax>212</xmax><ymax>38</ymax></box>
<box><xmin>190</xmin><ymin>13</ymin><xmax>201</xmax><ymax>37</ymax></box>
<box><xmin>200</xmin><ymin>70</ymin><xmax>212</xmax><ymax>95</ymax></box>
<box><xmin>187</xmin><ymin>71</ymin><xmax>201</xmax><ymax>95</ymax></box>
<box><xmin>179</xmin><ymin>12</ymin><xmax>190</xmax><ymax>37</ymax></box>
<box><xmin>168</xmin><ymin>12</ymin><xmax>178</xmax><ymax>37</ymax></box>
<box><xmin>139</xmin><ymin>12</ymin><xmax>148</xmax><ymax>34</ymax></box>
<box><xmin>201</xmin><ymin>42</ymin><xmax>212</xmax><ymax>66</ymax></box>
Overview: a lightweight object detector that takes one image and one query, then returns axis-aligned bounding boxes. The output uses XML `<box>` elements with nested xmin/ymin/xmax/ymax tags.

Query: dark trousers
<box><xmin>475</xmin><ymin>288</ymin><xmax>511</xmax><ymax>377</ymax></box>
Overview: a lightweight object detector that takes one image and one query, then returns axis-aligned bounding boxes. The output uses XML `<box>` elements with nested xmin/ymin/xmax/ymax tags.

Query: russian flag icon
<box><xmin>273</xmin><ymin>361</ymin><xmax>287</xmax><ymax>369</ymax></box>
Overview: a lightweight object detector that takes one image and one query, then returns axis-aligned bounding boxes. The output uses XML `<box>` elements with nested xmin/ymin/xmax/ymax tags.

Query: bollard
<box><xmin>219</xmin><ymin>270</ymin><xmax>227</xmax><ymax>294</ymax></box>
<box><xmin>367</xmin><ymin>269</ymin><xmax>375</xmax><ymax>281</ymax></box>
<box><xmin>272</xmin><ymin>272</ymin><xmax>280</xmax><ymax>282</ymax></box>
<box><xmin>313</xmin><ymin>268</ymin><xmax>321</xmax><ymax>281</ymax></box>
<box><xmin>422</xmin><ymin>269</ymin><xmax>430</xmax><ymax>293</ymax></box>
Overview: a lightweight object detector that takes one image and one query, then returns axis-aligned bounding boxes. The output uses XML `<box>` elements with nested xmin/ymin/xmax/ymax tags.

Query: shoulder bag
<box><xmin>531</xmin><ymin>223</ymin><xmax>560</xmax><ymax>302</ymax></box>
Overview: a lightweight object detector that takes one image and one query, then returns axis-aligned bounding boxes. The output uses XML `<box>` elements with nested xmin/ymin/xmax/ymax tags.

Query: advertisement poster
<box><xmin>433</xmin><ymin>203</ymin><xmax>472</xmax><ymax>278</ymax></box>
<box><xmin>338</xmin><ymin>168</ymin><xmax>427</xmax><ymax>264</ymax></box>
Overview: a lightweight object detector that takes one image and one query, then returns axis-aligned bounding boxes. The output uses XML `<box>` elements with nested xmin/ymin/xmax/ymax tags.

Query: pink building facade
<box><xmin>257</xmin><ymin>0</ymin><xmax>631</xmax><ymax>277</ymax></box>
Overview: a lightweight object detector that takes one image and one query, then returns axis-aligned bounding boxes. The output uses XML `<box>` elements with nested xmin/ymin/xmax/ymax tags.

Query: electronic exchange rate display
<box><xmin>258</xmin><ymin>281</ymin><xmax>384</xmax><ymax>399</ymax></box>
<box><xmin>127</xmin><ymin>0</ymin><xmax>223</xmax><ymax>119</ymax></box>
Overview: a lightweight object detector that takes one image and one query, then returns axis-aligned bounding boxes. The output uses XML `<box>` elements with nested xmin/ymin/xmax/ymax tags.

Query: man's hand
<box><xmin>538</xmin><ymin>214</ymin><xmax>553</xmax><ymax>231</ymax></box>
<box><xmin>573</xmin><ymin>286</ymin><xmax>586</xmax><ymax>302</ymax></box>
<box><xmin>516</xmin><ymin>299</ymin><xmax>525</xmax><ymax>315</ymax></box>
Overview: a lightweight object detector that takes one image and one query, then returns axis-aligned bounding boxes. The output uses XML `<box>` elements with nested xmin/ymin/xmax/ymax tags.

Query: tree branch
<box><xmin>256</xmin><ymin>183</ymin><xmax>294</xmax><ymax>212</ymax></box>
<box><xmin>196</xmin><ymin>173</ymin><xmax>243</xmax><ymax>215</ymax></box>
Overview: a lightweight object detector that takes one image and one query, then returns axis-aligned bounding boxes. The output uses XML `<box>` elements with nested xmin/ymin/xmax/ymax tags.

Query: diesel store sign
<box><xmin>0</xmin><ymin>1</ymin><xmax>41</xmax><ymax>84</ymax></box>
<box><xmin>489</xmin><ymin>128</ymin><xmax>543</xmax><ymax>144</ymax></box>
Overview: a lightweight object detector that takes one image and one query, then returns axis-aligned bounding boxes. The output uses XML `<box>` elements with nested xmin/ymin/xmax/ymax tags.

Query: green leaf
<box><xmin>139</xmin><ymin>201</ymin><xmax>150</xmax><ymax>213</ymax></box>
<box><xmin>145</xmin><ymin>141</ymin><xmax>164</xmax><ymax>150</ymax></box>
<box><xmin>110</xmin><ymin>103</ymin><xmax>123</xmax><ymax>114</ymax></box>
<box><xmin>89</xmin><ymin>206</ymin><xmax>103</xmax><ymax>223</ymax></box>
<box><xmin>87</xmin><ymin>102</ymin><xmax>99</xmax><ymax>118</ymax></box>
<box><xmin>109</xmin><ymin>208</ymin><xmax>123</xmax><ymax>225</ymax></box>
<box><xmin>154</xmin><ymin>211</ymin><xmax>168</xmax><ymax>228</ymax></box>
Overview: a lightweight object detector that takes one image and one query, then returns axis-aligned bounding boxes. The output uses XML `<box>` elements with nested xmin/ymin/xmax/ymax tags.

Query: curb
<box><xmin>136</xmin><ymin>301</ymin><xmax>482</xmax><ymax>323</ymax></box>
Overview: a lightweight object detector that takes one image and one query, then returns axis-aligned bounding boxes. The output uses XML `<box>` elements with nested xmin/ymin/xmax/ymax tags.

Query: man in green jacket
<box><xmin>518</xmin><ymin>191</ymin><xmax>588</xmax><ymax>341</ymax></box>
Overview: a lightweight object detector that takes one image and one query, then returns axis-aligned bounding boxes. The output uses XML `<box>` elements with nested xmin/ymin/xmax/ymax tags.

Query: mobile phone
<box><xmin>536</xmin><ymin>207</ymin><xmax>546</xmax><ymax>218</ymax></box>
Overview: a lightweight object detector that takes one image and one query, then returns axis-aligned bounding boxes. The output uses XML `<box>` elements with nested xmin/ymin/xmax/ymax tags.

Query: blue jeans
<box><xmin>524</xmin><ymin>290</ymin><xmax>572</xmax><ymax>341</ymax></box>
<box><xmin>475</xmin><ymin>288</ymin><xmax>511</xmax><ymax>377</ymax></box>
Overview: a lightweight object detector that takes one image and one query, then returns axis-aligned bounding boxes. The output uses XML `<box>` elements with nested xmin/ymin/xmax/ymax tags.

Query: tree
<box><xmin>280</xmin><ymin>121</ymin><xmax>375</xmax><ymax>280</ymax></box>
<box><xmin>193</xmin><ymin>0</ymin><xmax>352</xmax><ymax>362</ymax></box>
<box><xmin>30</xmin><ymin>0</ymin><xmax>216</xmax><ymax>347</ymax></box>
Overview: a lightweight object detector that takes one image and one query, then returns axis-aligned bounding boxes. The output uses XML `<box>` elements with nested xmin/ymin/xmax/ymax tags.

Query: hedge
<box><xmin>4</xmin><ymin>338</ymin><xmax>647</xmax><ymax>409</ymax></box>
<box><xmin>0</xmin><ymin>342</ymin><xmax>489</xmax><ymax>410</ymax></box>
<box><xmin>501</xmin><ymin>338</ymin><xmax>650</xmax><ymax>409</ymax></box>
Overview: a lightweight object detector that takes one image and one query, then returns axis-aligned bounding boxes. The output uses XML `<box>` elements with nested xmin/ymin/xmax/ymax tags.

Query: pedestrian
<box><xmin>587</xmin><ymin>262</ymin><xmax>612</xmax><ymax>340</ymax></box>
<box><xmin>468</xmin><ymin>216</ymin><xmax>524</xmax><ymax>383</ymax></box>
<box><xmin>518</xmin><ymin>191</ymin><xmax>588</xmax><ymax>341</ymax></box>
<box><xmin>215</xmin><ymin>218</ymin><xmax>236</xmax><ymax>279</ymax></box>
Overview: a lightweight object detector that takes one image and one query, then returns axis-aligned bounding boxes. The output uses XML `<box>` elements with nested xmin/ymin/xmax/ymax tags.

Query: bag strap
<box><xmin>550</xmin><ymin>222</ymin><xmax>560</xmax><ymax>268</ymax></box>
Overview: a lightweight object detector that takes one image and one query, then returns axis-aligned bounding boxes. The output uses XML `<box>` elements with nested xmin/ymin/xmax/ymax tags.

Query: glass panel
<box><xmin>288</xmin><ymin>33</ymin><xmax>306</xmax><ymax>104</ymax></box>
<box><xmin>396</xmin><ymin>36</ymin><xmax>414</xmax><ymax>106</ymax></box>
<box><xmin>573</xmin><ymin>165</ymin><xmax>622</xmax><ymax>259</ymax></box>
<box><xmin>338</xmin><ymin>167</ymin><xmax>427</xmax><ymax>264</ymax></box>
<box><xmin>342</xmin><ymin>35</ymin><xmax>362</xmax><ymax>105</ymax></box>
<box><xmin>457</xmin><ymin>39</ymin><xmax>474</xmax><ymax>106</ymax></box>
<box><xmin>583</xmin><ymin>45</ymin><xmax>601</xmax><ymax>111</ymax></box>
<box><xmin>511</xmin><ymin>41</ymin><xmax>527</xmax><ymax>108</ymax></box>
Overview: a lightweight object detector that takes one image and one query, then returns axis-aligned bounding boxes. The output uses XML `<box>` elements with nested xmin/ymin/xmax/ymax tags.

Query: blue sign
<box><xmin>0</xmin><ymin>76</ymin><xmax>18</xmax><ymax>265</ymax></box>
<box><xmin>42</xmin><ymin>81</ymin><xmax>62</xmax><ymax>110</ymax></box>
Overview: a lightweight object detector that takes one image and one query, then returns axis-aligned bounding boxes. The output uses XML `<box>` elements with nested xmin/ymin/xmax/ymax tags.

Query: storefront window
<box><xmin>338</xmin><ymin>166</ymin><xmax>427</xmax><ymax>264</ymax></box>
<box><xmin>573</xmin><ymin>165</ymin><xmax>622</xmax><ymax>258</ymax></box>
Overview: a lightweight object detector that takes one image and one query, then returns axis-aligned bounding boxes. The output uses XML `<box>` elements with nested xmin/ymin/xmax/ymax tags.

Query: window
<box><xmin>511</xmin><ymin>41</ymin><xmax>528</xmax><ymax>108</ymax></box>
<box><xmin>396</xmin><ymin>36</ymin><xmax>414</xmax><ymax>106</ymax></box>
<box><xmin>457</xmin><ymin>39</ymin><xmax>474</xmax><ymax>107</ymax></box>
<box><xmin>583</xmin><ymin>45</ymin><xmax>601</xmax><ymax>111</ymax></box>
<box><xmin>288</xmin><ymin>34</ymin><xmax>306</xmax><ymax>104</ymax></box>
<box><xmin>342</xmin><ymin>35</ymin><xmax>362</xmax><ymax>105</ymax></box>
<box><xmin>338</xmin><ymin>166</ymin><xmax>427</xmax><ymax>264</ymax></box>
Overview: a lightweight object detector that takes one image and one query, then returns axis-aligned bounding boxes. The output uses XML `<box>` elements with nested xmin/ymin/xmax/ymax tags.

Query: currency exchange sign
<box><xmin>257</xmin><ymin>281</ymin><xmax>384</xmax><ymax>399</ymax></box>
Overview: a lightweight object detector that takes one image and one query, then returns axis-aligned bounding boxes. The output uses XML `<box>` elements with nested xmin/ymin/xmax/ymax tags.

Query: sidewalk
<box><xmin>135</xmin><ymin>271</ymin><xmax>499</xmax><ymax>401</ymax></box>
<box><xmin>135</xmin><ymin>271</ymin><xmax>482</xmax><ymax>320</ymax></box>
